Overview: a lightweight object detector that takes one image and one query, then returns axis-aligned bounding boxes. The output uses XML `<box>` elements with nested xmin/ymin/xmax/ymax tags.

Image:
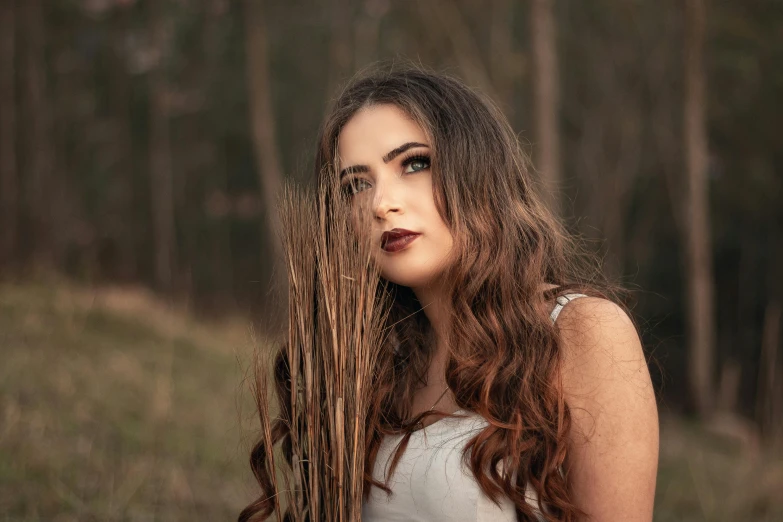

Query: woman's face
<box><xmin>337</xmin><ymin>104</ymin><xmax>454</xmax><ymax>290</ymax></box>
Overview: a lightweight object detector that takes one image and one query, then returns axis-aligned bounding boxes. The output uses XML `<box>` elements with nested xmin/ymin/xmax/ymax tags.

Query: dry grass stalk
<box><xmin>258</xmin><ymin>180</ymin><xmax>390</xmax><ymax>521</ymax></box>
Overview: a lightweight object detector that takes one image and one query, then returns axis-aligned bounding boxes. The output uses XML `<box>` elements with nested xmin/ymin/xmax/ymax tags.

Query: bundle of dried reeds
<box><xmin>254</xmin><ymin>180</ymin><xmax>390</xmax><ymax>522</ymax></box>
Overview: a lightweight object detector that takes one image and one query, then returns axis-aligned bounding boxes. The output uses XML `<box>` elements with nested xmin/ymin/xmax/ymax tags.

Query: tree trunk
<box><xmin>108</xmin><ymin>5</ymin><xmax>137</xmax><ymax>282</ymax></box>
<box><xmin>418</xmin><ymin>0</ymin><xmax>495</xmax><ymax>100</ymax></box>
<box><xmin>21</xmin><ymin>0</ymin><xmax>55</xmax><ymax>271</ymax></box>
<box><xmin>354</xmin><ymin>0</ymin><xmax>385</xmax><ymax>71</ymax></box>
<box><xmin>203</xmin><ymin>0</ymin><xmax>233</xmax><ymax>308</ymax></box>
<box><xmin>242</xmin><ymin>0</ymin><xmax>285</xmax><ymax>266</ymax></box>
<box><xmin>758</xmin><ymin>227</ymin><xmax>783</xmax><ymax>440</ymax></box>
<box><xmin>531</xmin><ymin>0</ymin><xmax>561</xmax><ymax>215</ymax></box>
<box><xmin>149</xmin><ymin>0</ymin><xmax>176</xmax><ymax>293</ymax></box>
<box><xmin>684</xmin><ymin>0</ymin><xmax>715</xmax><ymax>417</ymax></box>
<box><xmin>756</xmin><ymin>300</ymin><xmax>781</xmax><ymax>437</ymax></box>
<box><xmin>490</xmin><ymin>0</ymin><xmax>514</xmax><ymax>118</ymax></box>
<box><xmin>326</xmin><ymin>0</ymin><xmax>353</xmax><ymax>100</ymax></box>
<box><xmin>0</xmin><ymin>1</ymin><xmax>17</xmax><ymax>272</ymax></box>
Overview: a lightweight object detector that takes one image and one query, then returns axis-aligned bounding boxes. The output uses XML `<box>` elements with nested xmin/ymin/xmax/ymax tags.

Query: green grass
<box><xmin>0</xmin><ymin>282</ymin><xmax>261</xmax><ymax>521</ymax></box>
<box><xmin>654</xmin><ymin>415</ymin><xmax>783</xmax><ymax>521</ymax></box>
<box><xmin>1</xmin><ymin>281</ymin><xmax>782</xmax><ymax>521</ymax></box>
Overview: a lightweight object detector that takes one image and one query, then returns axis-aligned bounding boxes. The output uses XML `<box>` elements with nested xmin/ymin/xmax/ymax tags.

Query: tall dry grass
<box><xmin>251</xmin><ymin>182</ymin><xmax>391</xmax><ymax>521</ymax></box>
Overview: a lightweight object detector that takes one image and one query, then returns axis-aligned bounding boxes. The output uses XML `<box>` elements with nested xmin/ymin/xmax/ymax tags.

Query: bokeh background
<box><xmin>1</xmin><ymin>0</ymin><xmax>782</xmax><ymax>520</ymax></box>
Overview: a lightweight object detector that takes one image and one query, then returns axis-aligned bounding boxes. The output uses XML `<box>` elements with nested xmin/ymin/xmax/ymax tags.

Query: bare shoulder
<box><xmin>555</xmin><ymin>297</ymin><xmax>648</xmax><ymax>396</ymax></box>
<box><xmin>555</xmin><ymin>296</ymin><xmax>638</xmax><ymax>350</ymax></box>
<box><xmin>554</xmin><ymin>296</ymin><xmax>659</xmax><ymax>521</ymax></box>
<box><xmin>554</xmin><ymin>296</ymin><xmax>655</xmax><ymax>431</ymax></box>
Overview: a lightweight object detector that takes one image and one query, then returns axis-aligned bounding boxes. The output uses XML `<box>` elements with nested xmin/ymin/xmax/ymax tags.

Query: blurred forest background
<box><xmin>1</xmin><ymin>0</ymin><xmax>782</xmax><ymax>520</ymax></box>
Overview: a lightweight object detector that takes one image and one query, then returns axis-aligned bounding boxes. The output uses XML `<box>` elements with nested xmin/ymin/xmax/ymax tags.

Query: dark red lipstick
<box><xmin>381</xmin><ymin>228</ymin><xmax>421</xmax><ymax>252</ymax></box>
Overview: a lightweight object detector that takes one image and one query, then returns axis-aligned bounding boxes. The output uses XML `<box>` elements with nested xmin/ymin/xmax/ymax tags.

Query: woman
<box><xmin>242</xmin><ymin>65</ymin><xmax>659</xmax><ymax>521</ymax></box>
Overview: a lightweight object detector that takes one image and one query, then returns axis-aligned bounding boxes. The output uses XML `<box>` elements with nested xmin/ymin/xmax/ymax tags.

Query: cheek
<box><xmin>433</xmin><ymin>231</ymin><xmax>455</xmax><ymax>269</ymax></box>
<box><xmin>430</xmin><ymin>208</ymin><xmax>454</xmax><ymax>248</ymax></box>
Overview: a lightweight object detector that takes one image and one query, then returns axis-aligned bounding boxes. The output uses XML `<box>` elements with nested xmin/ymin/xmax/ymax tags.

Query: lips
<box><xmin>381</xmin><ymin>228</ymin><xmax>421</xmax><ymax>252</ymax></box>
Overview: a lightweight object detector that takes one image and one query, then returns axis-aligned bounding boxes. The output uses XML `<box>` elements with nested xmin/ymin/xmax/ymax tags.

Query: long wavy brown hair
<box><xmin>240</xmin><ymin>64</ymin><xmax>617</xmax><ymax>522</ymax></box>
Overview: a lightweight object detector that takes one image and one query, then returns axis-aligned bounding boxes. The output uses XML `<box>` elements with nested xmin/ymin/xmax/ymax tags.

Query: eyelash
<box><xmin>400</xmin><ymin>153</ymin><xmax>431</xmax><ymax>172</ymax></box>
<box><xmin>341</xmin><ymin>153</ymin><xmax>431</xmax><ymax>196</ymax></box>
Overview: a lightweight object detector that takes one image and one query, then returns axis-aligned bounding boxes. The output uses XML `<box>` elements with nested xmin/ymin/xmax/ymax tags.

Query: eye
<box><xmin>341</xmin><ymin>177</ymin><xmax>372</xmax><ymax>196</ymax></box>
<box><xmin>401</xmin><ymin>154</ymin><xmax>431</xmax><ymax>174</ymax></box>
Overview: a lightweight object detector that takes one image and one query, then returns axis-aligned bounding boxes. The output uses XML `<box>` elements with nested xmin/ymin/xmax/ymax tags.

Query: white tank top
<box><xmin>362</xmin><ymin>294</ymin><xmax>587</xmax><ymax>522</ymax></box>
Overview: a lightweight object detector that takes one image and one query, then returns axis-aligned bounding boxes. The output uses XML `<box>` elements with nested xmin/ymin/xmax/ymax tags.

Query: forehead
<box><xmin>337</xmin><ymin>104</ymin><xmax>428</xmax><ymax>161</ymax></box>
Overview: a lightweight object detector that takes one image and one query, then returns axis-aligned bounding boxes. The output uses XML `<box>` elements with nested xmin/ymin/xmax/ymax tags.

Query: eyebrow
<box><xmin>339</xmin><ymin>142</ymin><xmax>429</xmax><ymax>180</ymax></box>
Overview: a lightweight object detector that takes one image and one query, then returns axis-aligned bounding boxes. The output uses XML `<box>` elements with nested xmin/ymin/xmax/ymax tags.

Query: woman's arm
<box><xmin>557</xmin><ymin>297</ymin><xmax>659</xmax><ymax>521</ymax></box>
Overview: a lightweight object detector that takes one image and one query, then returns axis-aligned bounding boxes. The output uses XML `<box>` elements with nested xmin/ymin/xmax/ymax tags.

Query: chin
<box><xmin>379</xmin><ymin>259</ymin><xmax>449</xmax><ymax>290</ymax></box>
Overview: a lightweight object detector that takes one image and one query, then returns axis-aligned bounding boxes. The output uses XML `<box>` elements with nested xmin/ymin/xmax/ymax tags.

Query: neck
<box><xmin>412</xmin><ymin>280</ymin><xmax>451</xmax><ymax>385</ymax></box>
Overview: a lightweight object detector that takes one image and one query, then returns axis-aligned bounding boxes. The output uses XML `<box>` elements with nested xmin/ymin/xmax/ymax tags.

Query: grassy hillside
<box><xmin>0</xmin><ymin>282</ymin><xmax>260</xmax><ymax>521</ymax></box>
<box><xmin>654</xmin><ymin>414</ymin><xmax>783</xmax><ymax>521</ymax></box>
<box><xmin>1</xmin><ymin>281</ymin><xmax>781</xmax><ymax>521</ymax></box>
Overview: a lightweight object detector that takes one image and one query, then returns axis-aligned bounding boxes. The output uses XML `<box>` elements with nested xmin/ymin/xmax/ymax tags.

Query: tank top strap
<box><xmin>549</xmin><ymin>293</ymin><xmax>588</xmax><ymax>323</ymax></box>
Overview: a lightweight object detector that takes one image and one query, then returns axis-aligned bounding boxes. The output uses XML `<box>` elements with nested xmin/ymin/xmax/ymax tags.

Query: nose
<box><xmin>373</xmin><ymin>184</ymin><xmax>402</xmax><ymax>221</ymax></box>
